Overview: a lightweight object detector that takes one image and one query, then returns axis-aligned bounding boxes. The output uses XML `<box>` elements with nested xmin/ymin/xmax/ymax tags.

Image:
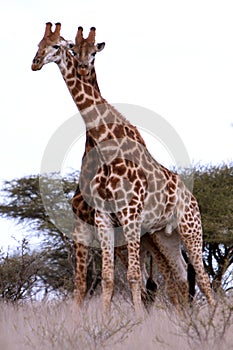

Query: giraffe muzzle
<box><xmin>31</xmin><ymin>64</ymin><xmax>42</xmax><ymax>71</ymax></box>
<box><xmin>31</xmin><ymin>57</ymin><xmax>43</xmax><ymax>71</ymax></box>
<box><xmin>77</xmin><ymin>63</ymin><xmax>89</xmax><ymax>76</ymax></box>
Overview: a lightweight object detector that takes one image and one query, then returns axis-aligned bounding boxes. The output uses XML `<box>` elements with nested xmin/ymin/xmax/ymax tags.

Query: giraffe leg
<box><xmin>74</xmin><ymin>242</ymin><xmax>88</xmax><ymax>306</ymax></box>
<box><xmin>179</xmin><ymin>204</ymin><xmax>214</xmax><ymax>306</ymax></box>
<box><xmin>128</xmin><ymin>241</ymin><xmax>142</xmax><ymax>314</ymax></box>
<box><xmin>140</xmin><ymin>248</ymin><xmax>149</xmax><ymax>298</ymax></box>
<box><xmin>181</xmin><ymin>232</ymin><xmax>214</xmax><ymax>306</ymax></box>
<box><xmin>95</xmin><ymin>212</ymin><xmax>114</xmax><ymax>316</ymax></box>
<box><xmin>116</xmin><ymin>246</ymin><xmax>156</xmax><ymax>305</ymax></box>
<box><xmin>142</xmin><ymin>234</ymin><xmax>185</xmax><ymax>310</ymax></box>
<box><xmin>124</xmin><ymin>221</ymin><xmax>142</xmax><ymax>314</ymax></box>
<box><xmin>115</xmin><ymin>246</ymin><xmax>128</xmax><ymax>269</ymax></box>
<box><xmin>101</xmin><ymin>244</ymin><xmax>114</xmax><ymax>315</ymax></box>
<box><xmin>145</xmin><ymin>255</ymin><xmax>158</xmax><ymax>298</ymax></box>
<box><xmin>151</xmin><ymin>230</ymin><xmax>189</xmax><ymax>305</ymax></box>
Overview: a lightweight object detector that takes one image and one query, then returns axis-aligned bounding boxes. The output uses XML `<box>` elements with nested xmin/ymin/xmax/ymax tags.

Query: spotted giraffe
<box><xmin>31</xmin><ymin>23</ymin><xmax>189</xmax><ymax>310</ymax></box>
<box><xmin>31</xmin><ymin>23</ymin><xmax>214</xmax><ymax>314</ymax></box>
<box><xmin>32</xmin><ymin>23</ymin><xmax>188</xmax><ymax>304</ymax></box>
<box><xmin>70</xmin><ymin>26</ymin><xmax>191</xmax><ymax>308</ymax></box>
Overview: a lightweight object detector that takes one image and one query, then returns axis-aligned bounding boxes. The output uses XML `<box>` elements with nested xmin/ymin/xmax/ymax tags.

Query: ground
<box><xmin>1</xmin><ymin>294</ymin><xmax>233</xmax><ymax>350</ymax></box>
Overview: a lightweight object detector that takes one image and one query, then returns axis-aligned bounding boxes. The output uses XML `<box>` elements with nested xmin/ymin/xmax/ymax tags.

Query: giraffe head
<box><xmin>72</xmin><ymin>26</ymin><xmax>105</xmax><ymax>76</ymax></box>
<box><xmin>31</xmin><ymin>22</ymin><xmax>70</xmax><ymax>71</ymax></box>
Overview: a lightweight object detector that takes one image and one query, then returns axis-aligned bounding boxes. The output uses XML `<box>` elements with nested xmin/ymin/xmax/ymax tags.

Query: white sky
<box><xmin>0</xmin><ymin>0</ymin><xmax>233</xmax><ymax>250</ymax></box>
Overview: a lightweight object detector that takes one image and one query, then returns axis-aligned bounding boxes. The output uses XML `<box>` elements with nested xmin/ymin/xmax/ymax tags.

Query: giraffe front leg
<box><xmin>95</xmin><ymin>212</ymin><xmax>115</xmax><ymax>316</ymax></box>
<box><xmin>128</xmin><ymin>240</ymin><xmax>142</xmax><ymax>314</ymax></box>
<box><xmin>74</xmin><ymin>241</ymin><xmax>88</xmax><ymax>306</ymax></box>
<box><xmin>101</xmin><ymin>247</ymin><xmax>114</xmax><ymax>316</ymax></box>
<box><xmin>124</xmin><ymin>221</ymin><xmax>142</xmax><ymax>314</ymax></box>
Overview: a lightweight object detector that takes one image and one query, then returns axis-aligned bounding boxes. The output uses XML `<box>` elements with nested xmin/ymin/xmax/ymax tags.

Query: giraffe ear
<box><xmin>96</xmin><ymin>42</ymin><xmax>105</xmax><ymax>52</ymax></box>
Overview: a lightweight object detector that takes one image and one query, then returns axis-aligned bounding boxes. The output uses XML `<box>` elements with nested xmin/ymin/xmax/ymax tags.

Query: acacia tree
<box><xmin>0</xmin><ymin>173</ymin><xmax>106</xmax><ymax>300</ymax></box>
<box><xmin>0</xmin><ymin>174</ymin><xmax>77</xmax><ymax>300</ymax></box>
<box><xmin>192</xmin><ymin>164</ymin><xmax>233</xmax><ymax>291</ymax></box>
<box><xmin>0</xmin><ymin>239</ymin><xmax>43</xmax><ymax>300</ymax></box>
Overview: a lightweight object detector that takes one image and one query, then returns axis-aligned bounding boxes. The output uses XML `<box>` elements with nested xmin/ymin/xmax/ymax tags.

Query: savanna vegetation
<box><xmin>0</xmin><ymin>163</ymin><xmax>232</xmax><ymax>349</ymax></box>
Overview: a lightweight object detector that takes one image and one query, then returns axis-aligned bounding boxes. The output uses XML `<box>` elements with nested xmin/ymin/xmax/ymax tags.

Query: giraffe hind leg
<box><xmin>179</xmin><ymin>216</ymin><xmax>214</xmax><ymax>306</ymax></box>
<box><xmin>150</xmin><ymin>231</ymin><xmax>190</xmax><ymax>306</ymax></box>
<box><xmin>143</xmin><ymin>235</ymin><xmax>186</xmax><ymax>310</ymax></box>
<box><xmin>74</xmin><ymin>242</ymin><xmax>88</xmax><ymax>306</ymax></box>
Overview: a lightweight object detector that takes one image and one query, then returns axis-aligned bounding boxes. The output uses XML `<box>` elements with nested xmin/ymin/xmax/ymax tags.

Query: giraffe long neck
<box><xmin>56</xmin><ymin>49</ymin><xmax>147</xmax><ymax>151</ymax></box>
<box><xmin>56</xmin><ymin>50</ymin><xmax>103</xmax><ymax>115</ymax></box>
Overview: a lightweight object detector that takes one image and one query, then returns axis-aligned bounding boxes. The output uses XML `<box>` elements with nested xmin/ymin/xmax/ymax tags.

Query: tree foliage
<box><xmin>0</xmin><ymin>239</ymin><xmax>42</xmax><ymax>300</ymax></box>
<box><xmin>193</xmin><ymin>165</ymin><xmax>233</xmax><ymax>243</ymax></box>
<box><xmin>192</xmin><ymin>164</ymin><xmax>233</xmax><ymax>290</ymax></box>
<box><xmin>0</xmin><ymin>173</ymin><xmax>78</xmax><ymax>300</ymax></box>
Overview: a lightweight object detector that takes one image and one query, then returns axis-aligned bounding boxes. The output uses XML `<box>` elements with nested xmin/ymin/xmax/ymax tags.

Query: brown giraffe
<box><xmin>31</xmin><ymin>22</ymin><xmax>190</xmax><ymax>310</ymax></box>
<box><xmin>30</xmin><ymin>22</ymin><xmax>189</xmax><ymax>310</ymax></box>
<box><xmin>32</xmin><ymin>24</ymin><xmax>191</xmax><ymax>305</ymax></box>
<box><xmin>31</xmin><ymin>23</ymin><xmax>214</xmax><ymax>314</ymax></box>
<box><xmin>70</xmin><ymin>26</ymin><xmax>190</xmax><ymax>309</ymax></box>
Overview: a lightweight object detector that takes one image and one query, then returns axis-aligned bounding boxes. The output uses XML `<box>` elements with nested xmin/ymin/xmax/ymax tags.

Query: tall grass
<box><xmin>0</xmin><ymin>294</ymin><xmax>232</xmax><ymax>350</ymax></box>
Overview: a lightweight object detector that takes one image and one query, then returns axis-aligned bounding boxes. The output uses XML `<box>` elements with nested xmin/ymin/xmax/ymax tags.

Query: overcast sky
<box><xmin>1</xmin><ymin>0</ymin><xmax>233</xmax><ymax>250</ymax></box>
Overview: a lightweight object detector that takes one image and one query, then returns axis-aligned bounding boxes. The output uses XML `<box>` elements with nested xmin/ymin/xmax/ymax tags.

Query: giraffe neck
<box><xmin>56</xmin><ymin>50</ymin><xmax>103</xmax><ymax>119</ymax></box>
<box><xmin>55</xmin><ymin>49</ymin><xmax>147</xmax><ymax>150</ymax></box>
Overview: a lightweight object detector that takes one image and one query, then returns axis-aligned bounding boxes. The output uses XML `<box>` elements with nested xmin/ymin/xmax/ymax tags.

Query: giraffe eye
<box><xmin>91</xmin><ymin>52</ymin><xmax>96</xmax><ymax>57</ymax></box>
<box><xmin>52</xmin><ymin>45</ymin><xmax>60</xmax><ymax>50</ymax></box>
<box><xmin>71</xmin><ymin>50</ymin><xmax>78</xmax><ymax>57</ymax></box>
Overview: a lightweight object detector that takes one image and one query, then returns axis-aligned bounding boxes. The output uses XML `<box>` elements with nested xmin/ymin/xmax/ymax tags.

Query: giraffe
<box><xmin>31</xmin><ymin>23</ymin><xmax>214</xmax><ymax>314</ymax></box>
<box><xmin>31</xmin><ymin>22</ymin><xmax>190</xmax><ymax>310</ymax></box>
<box><xmin>69</xmin><ymin>26</ymin><xmax>190</xmax><ymax>309</ymax></box>
<box><xmin>32</xmin><ymin>23</ymin><xmax>188</xmax><ymax>305</ymax></box>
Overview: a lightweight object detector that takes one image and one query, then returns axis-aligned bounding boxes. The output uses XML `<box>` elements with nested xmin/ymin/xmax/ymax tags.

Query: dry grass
<box><xmin>0</xmin><ymin>294</ymin><xmax>233</xmax><ymax>350</ymax></box>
